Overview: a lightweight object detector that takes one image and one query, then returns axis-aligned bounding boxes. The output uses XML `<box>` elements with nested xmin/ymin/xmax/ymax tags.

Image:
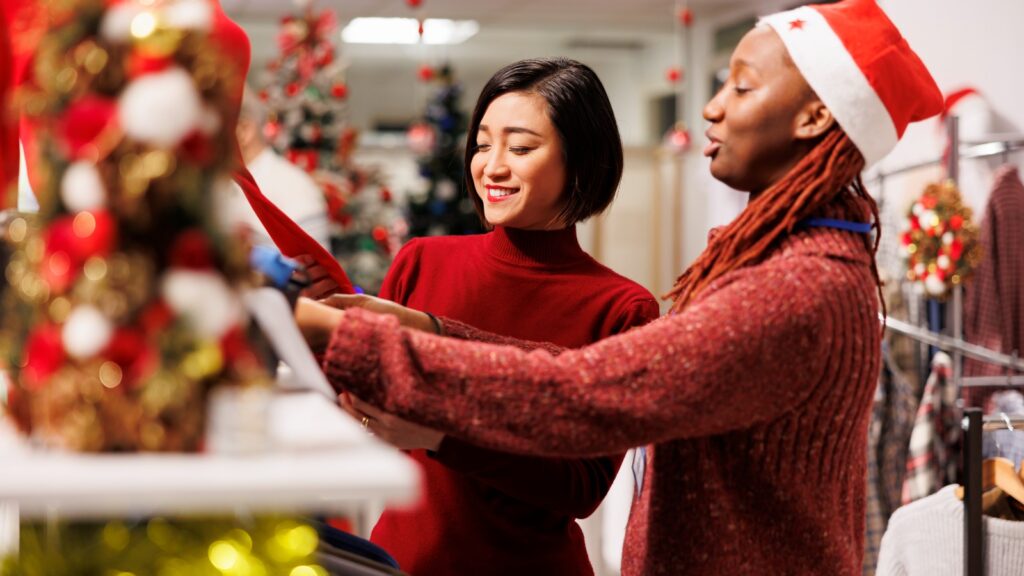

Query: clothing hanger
<box><xmin>957</xmin><ymin>414</ymin><xmax>1024</xmax><ymax>506</ymax></box>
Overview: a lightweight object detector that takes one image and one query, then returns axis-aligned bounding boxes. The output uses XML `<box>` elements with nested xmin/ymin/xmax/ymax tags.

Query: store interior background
<box><xmin>222</xmin><ymin>1</ymin><xmax>1024</xmax><ymax>573</ymax></box>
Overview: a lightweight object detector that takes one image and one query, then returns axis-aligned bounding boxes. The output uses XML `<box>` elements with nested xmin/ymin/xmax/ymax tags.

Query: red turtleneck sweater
<box><xmin>371</xmin><ymin>225</ymin><xmax>659</xmax><ymax>576</ymax></box>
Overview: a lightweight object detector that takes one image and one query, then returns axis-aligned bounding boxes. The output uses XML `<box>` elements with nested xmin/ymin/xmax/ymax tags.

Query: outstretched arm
<box><xmin>307</xmin><ymin>261</ymin><xmax>842</xmax><ymax>459</ymax></box>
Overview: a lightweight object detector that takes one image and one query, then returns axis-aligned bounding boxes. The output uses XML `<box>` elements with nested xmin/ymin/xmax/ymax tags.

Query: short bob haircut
<box><xmin>464</xmin><ymin>58</ymin><xmax>624</xmax><ymax>227</ymax></box>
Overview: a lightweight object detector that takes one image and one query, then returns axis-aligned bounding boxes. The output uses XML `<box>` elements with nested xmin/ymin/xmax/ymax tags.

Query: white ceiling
<box><xmin>224</xmin><ymin>0</ymin><xmax>760</xmax><ymax>33</ymax></box>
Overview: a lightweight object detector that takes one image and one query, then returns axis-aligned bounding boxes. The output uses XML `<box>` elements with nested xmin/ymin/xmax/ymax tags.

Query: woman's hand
<box><xmin>340</xmin><ymin>392</ymin><xmax>444</xmax><ymax>452</ymax></box>
<box><xmin>319</xmin><ymin>294</ymin><xmax>440</xmax><ymax>334</ymax></box>
<box><xmin>293</xmin><ymin>254</ymin><xmax>338</xmax><ymax>300</ymax></box>
<box><xmin>294</xmin><ymin>297</ymin><xmax>345</xmax><ymax>352</ymax></box>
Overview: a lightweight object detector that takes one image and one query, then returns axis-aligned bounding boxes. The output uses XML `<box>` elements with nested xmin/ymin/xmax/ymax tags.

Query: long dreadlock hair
<box><xmin>663</xmin><ymin>127</ymin><xmax>885</xmax><ymax>320</ymax></box>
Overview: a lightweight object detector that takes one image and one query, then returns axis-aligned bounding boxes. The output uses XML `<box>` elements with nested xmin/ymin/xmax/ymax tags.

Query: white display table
<box><xmin>0</xmin><ymin>390</ymin><xmax>420</xmax><ymax>554</ymax></box>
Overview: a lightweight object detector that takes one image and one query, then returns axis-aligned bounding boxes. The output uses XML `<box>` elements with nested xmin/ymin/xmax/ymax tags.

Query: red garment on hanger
<box><xmin>2</xmin><ymin>0</ymin><xmax>353</xmax><ymax>293</ymax></box>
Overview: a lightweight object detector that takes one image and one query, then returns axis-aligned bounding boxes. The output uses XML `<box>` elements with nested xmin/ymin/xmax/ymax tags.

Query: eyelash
<box><xmin>472</xmin><ymin>144</ymin><xmax>532</xmax><ymax>155</ymax></box>
<box><xmin>734</xmin><ymin>86</ymin><xmax>751</xmax><ymax>95</ymax></box>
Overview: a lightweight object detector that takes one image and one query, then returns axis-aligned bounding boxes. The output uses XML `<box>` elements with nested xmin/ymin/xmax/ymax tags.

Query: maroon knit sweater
<box><xmin>371</xmin><ymin>225</ymin><xmax>659</xmax><ymax>576</ymax></box>
<box><xmin>323</xmin><ymin>223</ymin><xmax>881</xmax><ymax>575</ymax></box>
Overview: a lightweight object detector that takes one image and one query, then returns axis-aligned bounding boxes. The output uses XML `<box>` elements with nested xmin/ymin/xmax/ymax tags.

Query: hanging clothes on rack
<box><xmin>964</xmin><ymin>165</ymin><xmax>1024</xmax><ymax>407</ymax></box>
<box><xmin>903</xmin><ymin>352</ymin><xmax>960</xmax><ymax>504</ymax></box>
<box><xmin>864</xmin><ymin>347</ymin><xmax>920</xmax><ymax>575</ymax></box>
<box><xmin>877</xmin><ymin>484</ymin><xmax>1024</xmax><ymax>576</ymax></box>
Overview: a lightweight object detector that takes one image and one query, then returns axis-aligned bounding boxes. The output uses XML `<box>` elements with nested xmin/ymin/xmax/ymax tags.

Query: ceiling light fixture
<box><xmin>341</xmin><ymin>17</ymin><xmax>479</xmax><ymax>45</ymax></box>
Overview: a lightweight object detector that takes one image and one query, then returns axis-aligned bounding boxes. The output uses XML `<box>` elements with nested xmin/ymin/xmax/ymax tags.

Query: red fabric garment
<box><xmin>4</xmin><ymin>0</ymin><xmax>352</xmax><ymax>292</ymax></box>
<box><xmin>370</xmin><ymin>225</ymin><xmax>659</xmax><ymax>576</ymax></box>
<box><xmin>963</xmin><ymin>165</ymin><xmax>1024</xmax><ymax>403</ymax></box>
<box><xmin>323</xmin><ymin>217</ymin><xmax>882</xmax><ymax>575</ymax></box>
<box><xmin>0</xmin><ymin>1</ymin><xmax>15</xmax><ymax>198</ymax></box>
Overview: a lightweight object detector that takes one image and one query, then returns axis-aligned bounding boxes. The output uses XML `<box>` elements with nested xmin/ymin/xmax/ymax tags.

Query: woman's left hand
<box><xmin>340</xmin><ymin>392</ymin><xmax>444</xmax><ymax>452</ymax></box>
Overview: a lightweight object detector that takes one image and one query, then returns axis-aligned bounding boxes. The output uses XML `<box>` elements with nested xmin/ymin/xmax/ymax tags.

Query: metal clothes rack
<box><xmin>874</xmin><ymin>117</ymin><xmax>1024</xmax><ymax>576</ymax></box>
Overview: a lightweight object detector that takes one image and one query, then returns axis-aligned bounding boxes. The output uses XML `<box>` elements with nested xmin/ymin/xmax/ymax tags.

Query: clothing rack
<box><xmin>872</xmin><ymin>117</ymin><xmax>1024</xmax><ymax>576</ymax></box>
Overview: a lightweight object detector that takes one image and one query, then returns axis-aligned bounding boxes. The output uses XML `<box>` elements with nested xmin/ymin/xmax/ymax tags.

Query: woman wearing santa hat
<box><xmin>298</xmin><ymin>0</ymin><xmax>942</xmax><ymax>573</ymax></box>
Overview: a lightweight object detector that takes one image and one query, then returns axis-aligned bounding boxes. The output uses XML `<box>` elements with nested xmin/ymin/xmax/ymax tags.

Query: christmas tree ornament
<box><xmin>407</xmin><ymin>0</ymin><xmax>423</xmax><ymax>8</ymax></box>
<box><xmin>418</xmin><ymin>64</ymin><xmax>435</xmax><ymax>82</ymax></box>
<box><xmin>61</xmin><ymin>161</ymin><xmax>108</xmax><ymax>212</ymax></box>
<box><xmin>678</xmin><ymin>7</ymin><xmax>694</xmax><ymax>27</ymax></box>
<box><xmin>899</xmin><ymin>180</ymin><xmax>981</xmax><ymax>298</ymax></box>
<box><xmin>666</xmin><ymin>67</ymin><xmax>683</xmax><ymax>83</ymax></box>
<box><xmin>663</xmin><ymin>123</ymin><xmax>691</xmax><ymax>153</ymax></box>
<box><xmin>118</xmin><ymin>67</ymin><xmax>202</xmax><ymax>147</ymax></box>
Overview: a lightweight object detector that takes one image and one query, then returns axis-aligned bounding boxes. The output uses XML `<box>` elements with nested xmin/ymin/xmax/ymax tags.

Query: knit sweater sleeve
<box><xmin>323</xmin><ymin>256</ymin><xmax>839</xmax><ymax>458</ymax></box>
<box><xmin>425</xmin><ymin>298</ymin><xmax>658</xmax><ymax>518</ymax></box>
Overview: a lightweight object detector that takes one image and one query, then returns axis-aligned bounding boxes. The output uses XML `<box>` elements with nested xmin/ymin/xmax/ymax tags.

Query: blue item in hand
<box><xmin>250</xmin><ymin>245</ymin><xmax>301</xmax><ymax>289</ymax></box>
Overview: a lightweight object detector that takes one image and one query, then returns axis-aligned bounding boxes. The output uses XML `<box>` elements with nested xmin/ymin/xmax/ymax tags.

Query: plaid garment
<box><xmin>864</xmin><ymin>348</ymin><xmax>920</xmax><ymax>576</ymax></box>
<box><xmin>902</xmin><ymin>352</ymin><xmax>960</xmax><ymax>505</ymax></box>
<box><xmin>964</xmin><ymin>166</ymin><xmax>1024</xmax><ymax>406</ymax></box>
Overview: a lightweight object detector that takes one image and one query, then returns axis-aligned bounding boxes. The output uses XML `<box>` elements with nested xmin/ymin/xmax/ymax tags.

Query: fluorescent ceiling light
<box><xmin>342</xmin><ymin>17</ymin><xmax>479</xmax><ymax>45</ymax></box>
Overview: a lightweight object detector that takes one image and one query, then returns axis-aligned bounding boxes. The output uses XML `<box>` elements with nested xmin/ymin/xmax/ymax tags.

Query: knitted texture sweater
<box><xmin>877</xmin><ymin>485</ymin><xmax>1024</xmax><ymax>575</ymax></box>
<box><xmin>371</xmin><ymin>225</ymin><xmax>659</xmax><ymax>576</ymax></box>
<box><xmin>323</xmin><ymin>223</ymin><xmax>881</xmax><ymax>575</ymax></box>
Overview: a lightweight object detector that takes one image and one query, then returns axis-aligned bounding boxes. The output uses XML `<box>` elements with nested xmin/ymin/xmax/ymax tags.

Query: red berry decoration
<box><xmin>285</xmin><ymin>82</ymin><xmax>301</xmax><ymax>97</ymax></box>
<box><xmin>418</xmin><ymin>64</ymin><xmax>434</xmax><ymax>82</ymax></box>
<box><xmin>331</xmin><ymin>83</ymin><xmax>348</xmax><ymax>99</ymax></box>
<box><xmin>666</xmin><ymin>67</ymin><xmax>683</xmax><ymax>83</ymax></box>
<box><xmin>372</xmin><ymin>226</ymin><xmax>388</xmax><ymax>243</ymax></box>
<box><xmin>678</xmin><ymin>7</ymin><xmax>694</xmax><ymax>27</ymax></box>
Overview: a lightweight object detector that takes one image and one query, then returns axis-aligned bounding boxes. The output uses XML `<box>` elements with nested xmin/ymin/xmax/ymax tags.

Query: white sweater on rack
<box><xmin>878</xmin><ymin>484</ymin><xmax>1024</xmax><ymax>575</ymax></box>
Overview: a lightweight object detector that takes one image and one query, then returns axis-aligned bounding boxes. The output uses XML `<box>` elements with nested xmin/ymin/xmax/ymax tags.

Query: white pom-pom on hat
<box><xmin>161</xmin><ymin>269</ymin><xmax>243</xmax><ymax>339</ymax></box>
<box><xmin>119</xmin><ymin>67</ymin><xmax>203</xmax><ymax>148</ymax></box>
<box><xmin>61</xmin><ymin>161</ymin><xmax>107</xmax><ymax>212</ymax></box>
<box><xmin>63</xmin><ymin>305</ymin><xmax>114</xmax><ymax>359</ymax></box>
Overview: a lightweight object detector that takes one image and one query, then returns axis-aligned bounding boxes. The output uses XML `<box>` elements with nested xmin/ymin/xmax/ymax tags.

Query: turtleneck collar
<box><xmin>485</xmin><ymin>225</ymin><xmax>586</xmax><ymax>268</ymax></box>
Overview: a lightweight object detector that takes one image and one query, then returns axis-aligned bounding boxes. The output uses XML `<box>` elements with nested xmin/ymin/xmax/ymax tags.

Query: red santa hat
<box><xmin>759</xmin><ymin>0</ymin><xmax>943</xmax><ymax>167</ymax></box>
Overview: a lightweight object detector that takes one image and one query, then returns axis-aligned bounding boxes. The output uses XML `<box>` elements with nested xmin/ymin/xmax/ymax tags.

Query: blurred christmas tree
<box><xmin>0</xmin><ymin>0</ymin><xmax>270</xmax><ymax>453</ymax></box>
<box><xmin>406</xmin><ymin>63</ymin><xmax>483</xmax><ymax>237</ymax></box>
<box><xmin>256</xmin><ymin>4</ymin><xmax>405</xmax><ymax>294</ymax></box>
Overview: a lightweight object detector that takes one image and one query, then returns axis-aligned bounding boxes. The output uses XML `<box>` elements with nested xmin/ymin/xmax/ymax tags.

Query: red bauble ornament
<box><xmin>380</xmin><ymin>187</ymin><xmax>393</xmax><ymax>203</ymax></box>
<box><xmin>263</xmin><ymin>121</ymin><xmax>282</xmax><ymax>141</ymax></box>
<box><xmin>220</xmin><ymin>326</ymin><xmax>261</xmax><ymax>370</ymax></box>
<box><xmin>58</xmin><ymin>96</ymin><xmax>118</xmax><ymax>161</ymax></box>
<box><xmin>418</xmin><ymin>20</ymin><xmax>425</xmax><ymax>37</ymax></box>
<box><xmin>127</xmin><ymin>52</ymin><xmax>173</xmax><ymax>78</ymax></box>
<box><xmin>103</xmin><ymin>329</ymin><xmax>157</xmax><ymax>389</ymax></box>
<box><xmin>286</xmin><ymin>149</ymin><xmax>319</xmax><ymax>172</ymax></box>
<box><xmin>666</xmin><ymin>67</ymin><xmax>683</xmax><ymax>83</ymax></box>
<box><xmin>418</xmin><ymin>64</ymin><xmax>434</xmax><ymax>82</ymax></box>
<box><xmin>258</xmin><ymin>89</ymin><xmax>270</xmax><ymax>102</ymax></box>
<box><xmin>140</xmin><ymin>300</ymin><xmax>174</xmax><ymax>336</ymax></box>
<box><xmin>407</xmin><ymin>0</ymin><xmax>422</xmax><ymax>8</ymax></box>
<box><xmin>949</xmin><ymin>214</ymin><xmax>964</xmax><ymax>230</ymax></box>
<box><xmin>169</xmin><ymin>229</ymin><xmax>215</xmax><ymax>270</ymax></box>
<box><xmin>372</xmin><ymin>226</ymin><xmax>389</xmax><ymax>243</ymax></box>
<box><xmin>180</xmin><ymin>130</ymin><xmax>215</xmax><ymax>166</ymax></box>
<box><xmin>21</xmin><ymin>325</ymin><xmax>65</xmax><ymax>390</ymax></box>
<box><xmin>286</xmin><ymin>82</ymin><xmax>301</xmax><ymax>97</ymax></box>
<box><xmin>678</xmin><ymin>7</ymin><xmax>694</xmax><ymax>27</ymax></box>
<box><xmin>331</xmin><ymin>83</ymin><xmax>349</xmax><ymax>99</ymax></box>
<box><xmin>665</xmin><ymin>126</ymin><xmax>691</xmax><ymax>152</ymax></box>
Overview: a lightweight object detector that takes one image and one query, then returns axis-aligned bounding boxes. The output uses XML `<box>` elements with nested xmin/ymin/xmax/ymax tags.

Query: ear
<box><xmin>794</xmin><ymin>100</ymin><xmax>835</xmax><ymax>141</ymax></box>
<box><xmin>236</xmin><ymin>118</ymin><xmax>257</xmax><ymax>147</ymax></box>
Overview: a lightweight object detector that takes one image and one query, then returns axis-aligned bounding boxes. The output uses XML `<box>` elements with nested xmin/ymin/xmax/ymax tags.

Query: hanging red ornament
<box><xmin>20</xmin><ymin>325</ymin><xmax>66</xmax><ymax>391</ymax></box>
<box><xmin>666</xmin><ymin>67</ymin><xmax>683</xmax><ymax>83</ymax></box>
<box><xmin>664</xmin><ymin>124</ymin><xmax>691</xmax><ymax>153</ymax></box>
<box><xmin>418</xmin><ymin>19</ymin><xmax>425</xmax><ymax>38</ymax></box>
<box><xmin>285</xmin><ymin>82</ymin><xmax>301</xmax><ymax>97</ymax></box>
<box><xmin>331</xmin><ymin>83</ymin><xmax>349</xmax><ymax>99</ymax></box>
<box><xmin>169</xmin><ymin>229</ymin><xmax>215</xmax><ymax>270</ymax></box>
<box><xmin>179</xmin><ymin>130</ymin><xmax>215</xmax><ymax>166</ymax></box>
<box><xmin>57</xmin><ymin>96</ymin><xmax>118</xmax><ymax>161</ymax></box>
<box><xmin>263</xmin><ymin>121</ymin><xmax>282</xmax><ymax>141</ymax></box>
<box><xmin>678</xmin><ymin>7</ymin><xmax>694</xmax><ymax>27</ymax></box>
<box><xmin>127</xmin><ymin>52</ymin><xmax>173</xmax><ymax>78</ymax></box>
<box><xmin>371</xmin><ymin>226</ymin><xmax>389</xmax><ymax>243</ymax></box>
<box><xmin>380</xmin><ymin>187</ymin><xmax>393</xmax><ymax>203</ymax></box>
<box><xmin>407</xmin><ymin>0</ymin><xmax>423</xmax><ymax>8</ymax></box>
<box><xmin>418</xmin><ymin>64</ymin><xmax>434</xmax><ymax>82</ymax></box>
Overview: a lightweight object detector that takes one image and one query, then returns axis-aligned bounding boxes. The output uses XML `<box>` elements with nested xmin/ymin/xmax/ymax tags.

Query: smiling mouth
<box><xmin>486</xmin><ymin>186</ymin><xmax>519</xmax><ymax>202</ymax></box>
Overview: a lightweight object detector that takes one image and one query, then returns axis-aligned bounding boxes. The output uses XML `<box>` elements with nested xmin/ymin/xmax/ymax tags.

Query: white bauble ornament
<box><xmin>937</xmin><ymin>255</ymin><xmax>951</xmax><ymax>270</ymax></box>
<box><xmin>161</xmin><ymin>269</ymin><xmax>243</xmax><ymax>338</ymax></box>
<box><xmin>914</xmin><ymin>263</ymin><xmax>926</xmax><ymax>277</ymax></box>
<box><xmin>164</xmin><ymin>0</ymin><xmax>213</xmax><ymax>31</ymax></box>
<box><xmin>100</xmin><ymin>3</ymin><xmax>143</xmax><ymax>42</ymax></box>
<box><xmin>61</xmin><ymin>162</ymin><xmax>107</xmax><ymax>212</ymax></box>
<box><xmin>63</xmin><ymin>305</ymin><xmax>114</xmax><ymax>359</ymax></box>
<box><xmin>942</xmin><ymin>232</ymin><xmax>954</xmax><ymax>246</ymax></box>
<box><xmin>925</xmin><ymin>274</ymin><xmax>946</xmax><ymax>297</ymax></box>
<box><xmin>911</xmin><ymin>203</ymin><xmax>924</xmax><ymax>216</ymax></box>
<box><xmin>436</xmin><ymin>179</ymin><xmax>457</xmax><ymax>201</ymax></box>
<box><xmin>119</xmin><ymin>67</ymin><xmax>202</xmax><ymax>147</ymax></box>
